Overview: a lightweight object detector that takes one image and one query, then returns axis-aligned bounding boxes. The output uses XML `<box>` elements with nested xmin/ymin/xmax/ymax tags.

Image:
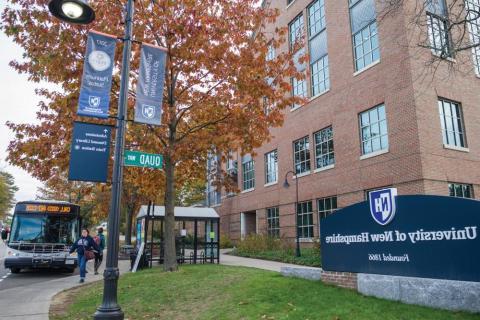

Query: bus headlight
<box><xmin>7</xmin><ymin>250</ymin><xmax>19</xmax><ymax>257</ymax></box>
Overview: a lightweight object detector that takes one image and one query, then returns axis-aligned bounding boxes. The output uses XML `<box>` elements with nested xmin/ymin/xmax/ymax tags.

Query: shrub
<box><xmin>219</xmin><ymin>234</ymin><xmax>233</xmax><ymax>249</ymax></box>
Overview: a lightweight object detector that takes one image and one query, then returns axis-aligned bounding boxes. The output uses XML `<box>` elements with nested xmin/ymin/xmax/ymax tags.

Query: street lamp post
<box><xmin>48</xmin><ymin>0</ymin><xmax>133</xmax><ymax>318</ymax></box>
<box><xmin>283</xmin><ymin>170</ymin><xmax>301</xmax><ymax>257</ymax></box>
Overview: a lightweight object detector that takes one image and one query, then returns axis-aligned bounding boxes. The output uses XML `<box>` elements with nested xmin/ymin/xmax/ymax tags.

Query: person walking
<box><xmin>94</xmin><ymin>227</ymin><xmax>106</xmax><ymax>275</ymax></box>
<box><xmin>70</xmin><ymin>228</ymin><xmax>99</xmax><ymax>283</ymax></box>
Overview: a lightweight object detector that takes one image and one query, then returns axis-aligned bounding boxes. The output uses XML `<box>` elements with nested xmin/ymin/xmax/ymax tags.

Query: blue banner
<box><xmin>68</xmin><ymin>122</ymin><xmax>112</xmax><ymax>182</ymax></box>
<box><xmin>134</xmin><ymin>44</ymin><xmax>167</xmax><ymax>126</ymax></box>
<box><xmin>320</xmin><ymin>191</ymin><xmax>480</xmax><ymax>282</ymax></box>
<box><xmin>78</xmin><ymin>31</ymin><xmax>117</xmax><ymax>118</ymax></box>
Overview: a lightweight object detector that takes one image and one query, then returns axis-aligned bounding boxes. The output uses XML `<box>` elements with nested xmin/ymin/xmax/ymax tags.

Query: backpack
<box><xmin>94</xmin><ymin>235</ymin><xmax>101</xmax><ymax>246</ymax></box>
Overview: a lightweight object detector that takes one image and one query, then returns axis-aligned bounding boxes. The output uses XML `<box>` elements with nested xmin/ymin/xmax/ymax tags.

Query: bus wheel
<box><xmin>10</xmin><ymin>268</ymin><xmax>21</xmax><ymax>274</ymax></box>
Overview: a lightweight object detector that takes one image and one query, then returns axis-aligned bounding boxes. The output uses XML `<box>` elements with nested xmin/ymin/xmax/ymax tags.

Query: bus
<box><xmin>3</xmin><ymin>200</ymin><xmax>81</xmax><ymax>273</ymax></box>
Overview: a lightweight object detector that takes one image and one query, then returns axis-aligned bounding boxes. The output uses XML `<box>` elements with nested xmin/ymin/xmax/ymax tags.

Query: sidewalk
<box><xmin>0</xmin><ymin>259</ymin><xmax>130</xmax><ymax>320</ymax></box>
<box><xmin>219</xmin><ymin>249</ymin><xmax>321</xmax><ymax>273</ymax></box>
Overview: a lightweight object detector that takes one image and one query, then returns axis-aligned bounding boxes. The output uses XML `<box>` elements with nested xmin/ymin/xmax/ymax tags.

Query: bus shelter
<box><xmin>135</xmin><ymin>205</ymin><xmax>220</xmax><ymax>267</ymax></box>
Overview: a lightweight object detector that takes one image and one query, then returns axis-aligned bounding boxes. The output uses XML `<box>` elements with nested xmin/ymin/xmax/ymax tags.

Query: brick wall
<box><xmin>321</xmin><ymin>270</ymin><xmax>358</xmax><ymax>290</ymax></box>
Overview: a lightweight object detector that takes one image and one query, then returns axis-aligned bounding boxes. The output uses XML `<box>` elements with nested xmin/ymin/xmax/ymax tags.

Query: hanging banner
<box><xmin>68</xmin><ymin>121</ymin><xmax>112</xmax><ymax>182</ymax></box>
<box><xmin>134</xmin><ymin>43</ymin><xmax>167</xmax><ymax>126</ymax></box>
<box><xmin>78</xmin><ymin>30</ymin><xmax>117</xmax><ymax>118</ymax></box>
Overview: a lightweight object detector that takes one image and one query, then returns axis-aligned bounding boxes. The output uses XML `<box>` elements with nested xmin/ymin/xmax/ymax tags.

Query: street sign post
<box><xmin>124</xmin><ymin>150</ymin><xmax>163</xmax><ymax>169</ymax></box>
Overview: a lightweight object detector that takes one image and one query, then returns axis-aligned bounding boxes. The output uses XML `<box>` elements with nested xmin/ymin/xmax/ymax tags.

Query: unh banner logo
<box><xmin>369</xmin><ymin>188</ymin><xmax>397</xmax><ymax>225</ymax></box>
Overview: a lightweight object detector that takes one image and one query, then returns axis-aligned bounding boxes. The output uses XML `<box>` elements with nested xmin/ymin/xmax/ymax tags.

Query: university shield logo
<box><xmin>89</xmin><ymin>96</ymin><xmax>101</xmax><ymax>108</ymax></box>
<box><xmin>142</xmin><ymin>104</ymin><xmax>155</xmax><ymax>119</ymax></box>
<box><xmin>369</xmin><ymin>188</ymin><xmax>397</xmax><ymax>225</ymax></box>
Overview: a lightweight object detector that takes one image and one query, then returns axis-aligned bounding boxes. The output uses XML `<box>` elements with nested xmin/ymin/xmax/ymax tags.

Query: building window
<box><xmin>297</xmin><ymin>201</ymin><xmax>314</xmax><ymax>239</ymax></box>
<box><xmin>466</xmin><ymin>0</ymin><xmax>480</xmax><ymax>75</ymax></box>
<box><xmin>318</xmin><ymin>196</ymin><xmax>338</xmax><ymax>219</ymax></box>
<box><xmin>359</xmin><ymin>104</ymin><xmax>388</xmax><ymax>155</ymax></box>
<box><xmin>314</xmin><ymin>126</ymin><xmax>334</xmax><ymax>169</ymax></box>
<box><xmin>265</xmin><ymin>150</ymin><xmax>278</xmax><ymax>184</ymax></box>
<box><xmin>449</xmin><ymin>183</ymin><xmax>474</xmax><ymax>198</ymax></box>
<box><xmin>242</xmin><ymin>159</ymin><xmax>255</xmax><ymax>191</ymax></box>
<box><xmin>266</xmin><ymin>44</ymin><xmax>275</xmax><ymax>62</ymax></box>
<box><xmin>426</xmin><ymin>0</ymin><xmax>451</xmax><ymax>58</ymax></box>
<box><xmin>438</xmin><ymin>99</ymin><xmax>466</xmax><ymax>148</ymax></box>
<box><xmin>266</xmin><ymin>207</ymin><xmax>280</xmax><ymax>237</ymax></box>
<box><xmin>293</xmin><ymin>136</ymin><xmax>311</xmax><ymax>175</ymax></box>
<box><xmin>207</xmin><ymin>152</ymin><xmax>221</xmax><ymax>206</ymax></box>
<box><xmin>349</xmin><ymin>0</ymin><xmax>380</xmax><ymax>71</ymax></box>
<box><xmin>290</xmin><ymin>14</ymin><xmax>307</xmax><ymax>108</ymax></box>
<box><xmin>308</xmin><ymin>0</ymin><xmax>329</xmax><ymax>96</ymax></box>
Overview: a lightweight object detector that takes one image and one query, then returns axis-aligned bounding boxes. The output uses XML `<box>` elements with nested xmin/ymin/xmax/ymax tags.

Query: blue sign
<box><xmin>68</xmin><ymin>122</ymin><xmax>112</xmax><ymax>182</ymax></box>
<box><xmin>369</xmin><ymin>188</ymin><xmax>397</xmax><ymax>225</ymax></box>
<box><xmin>134</xmin><ymin>44</ymin><xmax>167</xmax><ymax>126</ymax></box>
<box><xmin>320</xmin><ymin>194</ymin><xmax>480</xmax><ymax>282</ymax></box>
<box><xmin>78</xmin><ymin>31</ymin><xmax>117</xmax><ymax>118</ymax></box>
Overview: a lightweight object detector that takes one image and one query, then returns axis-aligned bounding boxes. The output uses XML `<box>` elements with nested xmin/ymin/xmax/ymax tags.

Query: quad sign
<box><xmin>124</xmin><ymin>150</ymin><xmax>163</xmax><ymax>169</ymax></box>
<box><xmin>320</xmin><ymin>189</ymin><xmax>480</xmax><ymax>282</ymax></box>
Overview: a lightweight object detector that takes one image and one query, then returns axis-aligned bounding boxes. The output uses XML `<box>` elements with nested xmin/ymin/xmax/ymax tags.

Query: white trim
<box><xmin>286</xmin><ymin>0</ymin><xmax>296</xmax><ymax>9</ymax></box>
<box><xmin>296</xmin><ymin>238</ymin><xmax>314</xmax><ymax>243</ymax></box>
<box><xmin>210</xmin><ymin>204</ymin><xmax>222</xmax><ymax>208</ymax></box>
<box><xmin>353</xmin><ymin>60</ymin><xmax>381</xmax><ymax>77</ymax></box>
<box><xmin>241</xmin><ymin>188</ymin><xmax>255</xmax><ymax>194</ymax></box>
<box><xmin>290</xmin><ymin>104</ymin><xmax>302</xmax><ymax>112</ymax></box>
<box><xmin>359</xmin><ymin>148</ymin><xmax>389</xmax><ymax>160</ymax></box>
<box><xmin>443</xmin><ymin>144</ymin><xmax>470</xmax><ymax>153</ymax></box>
<box><xmin>432</xmin><ymin>52</ymin><xmax>456</xmax><ymax>63</ymax></box>
<box><xmin>293</xmin><ymin>171</ymin><xmax>311</xmax><ymax>179</ymax></box>
<box><xmin>309</xmin><ymin>89</ymin><xmax>330</xmax><ymax>102</ymax></box>
<box><xmin>264</xmin><ymin>181</ymin><xmax>278</xmax><ymax>187</ymax></box>
<box><xmin>314</xmin><ymin>164</ymin><xmax>335</xmax><ymax>173</ymax></box>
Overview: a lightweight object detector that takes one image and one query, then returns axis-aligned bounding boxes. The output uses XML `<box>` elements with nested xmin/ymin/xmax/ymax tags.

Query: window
<box><xmin>466</xmin><ymin>0</ymin><xmax>480</xmax><ymax>75</ymax></box>
<box><xmin>359</xmin><ymin>104</ymin><xmax>388</xmax><ymax>155</ymax></box>
<box><xmin>266</xmin><ymin>44</ymin><xmax>276</xmax><ymax>62</ymax></box>
<box><xmin>308</xmin><ymin>0</ymin><xmax>330</xmax><ymax>96</ymax></box>
<box><xmin>314</xmin><ymin>126</ymin><xmax>334</xmax><ymax>169</ymax></box>
<box><xmin>426</xmin><ymin>0</ymin><xmax>451</xmax><ymax>58</ymax></box>
<box><xmin>207</xmin><ymin>152</ymin><xmax>221</xmax><ymax>206</ymax></box>
<box><xmin>242</xmin><ymin>156</ymin><xmax>255</xmax><ymax>190</ymax></box>
<box><xmin>449</xmin><ymin>183</ymin><xmax>474</xmax><ymax>198</ymax></box>
<box><xmin>318</xmin><ymin>196</ymin><xmax>338</xmax><ymax>219</ymax></box>
<box><xmin>297</xmin><ymin>201</ymin><xmax>314</xmax><ymax>239</ymax></box>
<box><xmin>438</xmin><ymin>99</ymin><xmax>466</xmax><ymax>148</ymax></box>
<box><xmin>265</xmin><ymin>150</ymin><xmax>278</xmax><ymax>184</ymax></box>
<box><xmin>349</xmin><ymin>0</ymin><xmax>380</xmax><ymax>71</ymax></box>
<box><xmin>290</xmin><ymin>14</ymin><xmax>307</xmax><ymax>108</ymax></box>
<box><xmin>266</xmin><ymin>207</ymin><xmax>280</xmax><ymax>237</ymax></box>
<box><xmin>293</xmin><ymin>136</ymin><xmax>311</xmax><ymax>174</ymax></box>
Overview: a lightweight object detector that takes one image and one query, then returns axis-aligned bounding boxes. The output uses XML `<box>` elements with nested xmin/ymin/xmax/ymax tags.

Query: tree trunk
<box><xmin>163</xmin><ymin>154</ymin><xmax>178</xmax><ymax>271</ymax></box>
<box><xmin>125</xmin><ymin>206</ymin><xmax>133</xmax><ymax>245</ymax></box>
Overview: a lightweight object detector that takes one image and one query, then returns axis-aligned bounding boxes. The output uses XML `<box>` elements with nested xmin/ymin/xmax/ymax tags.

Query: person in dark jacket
<box><xmin>70</xmin><ymin>228</ymin><xmax>99</xmax><ymax>283</ymax></box>
<box><xmin>94</xmin><ymin>227</ymin><xmax>106</xmax><ymax>275</ymax></box>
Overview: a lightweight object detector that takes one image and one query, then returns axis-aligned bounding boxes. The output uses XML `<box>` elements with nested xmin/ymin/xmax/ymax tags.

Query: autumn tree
<box><xmin>0</xmin><ymin>171</ymin><xmax>18</xmax><ymax>219</ymax></box>
<box><xmin>2</xmin><ymin>0</ymin><xmax>300</xmax><ymax>271</ymax></box>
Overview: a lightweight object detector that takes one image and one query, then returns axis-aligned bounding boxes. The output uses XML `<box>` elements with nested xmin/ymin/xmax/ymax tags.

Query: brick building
<box><xmin>207</xmin><ymin>0</ymin><xmax>480</xmax><ymax>243</ymax></box>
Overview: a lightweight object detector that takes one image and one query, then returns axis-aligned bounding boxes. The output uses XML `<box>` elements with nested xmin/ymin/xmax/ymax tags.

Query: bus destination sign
<box><xmin>24</xmin><ymin>204</ymin><xmax>72</xmax><ymax>213</ymax></box>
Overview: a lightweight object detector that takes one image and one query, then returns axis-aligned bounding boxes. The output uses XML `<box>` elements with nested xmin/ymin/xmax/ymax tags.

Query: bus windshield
<box><xmin>10</xmin><ymin>213</ymin><xmax>79</xmax><ymax>244</ymax></box>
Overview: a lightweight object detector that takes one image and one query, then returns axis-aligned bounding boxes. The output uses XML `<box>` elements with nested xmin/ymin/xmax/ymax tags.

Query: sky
<box><xmin>0</xmin><ymin>1</ymin><xmax>43</xmax><ymax>212</ymax></box>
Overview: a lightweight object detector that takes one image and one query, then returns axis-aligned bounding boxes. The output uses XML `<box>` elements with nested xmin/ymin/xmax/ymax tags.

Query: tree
<box><xmin>378</xmin><ymin>0</ymin><xmax>480</xmax><ymax>75</ymax></box>
<box><xmin>2</xmin><ymin>0</ymin><xmax>300</xmax><ymax>271</ymax></box>
<box><xmin>0</xmin><ymin>171</ymin><xmax>18</xmax><ymax>219</ymax></box>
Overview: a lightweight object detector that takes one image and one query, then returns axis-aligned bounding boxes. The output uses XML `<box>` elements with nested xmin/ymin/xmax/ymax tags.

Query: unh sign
<box><xmin>320</xmin><ymin>190</ymin><xmax>480</xmax><ymax>282</ymax></box>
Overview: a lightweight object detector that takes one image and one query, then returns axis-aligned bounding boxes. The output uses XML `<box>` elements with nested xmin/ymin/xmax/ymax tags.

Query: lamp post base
<box><xmin>93</xmin><ymin>309</ymin><xmax>124</xmax><ymax>320</ymax></box>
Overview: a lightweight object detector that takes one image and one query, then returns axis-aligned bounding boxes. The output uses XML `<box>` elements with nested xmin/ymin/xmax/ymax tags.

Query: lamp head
<box><xmin>48</xmin><ymin>0</ymin><xmax>95</xmax><ymax>24</ymax></box>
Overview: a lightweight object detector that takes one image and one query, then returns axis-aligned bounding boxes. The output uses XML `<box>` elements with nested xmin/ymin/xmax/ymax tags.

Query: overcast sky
<box><xmin>0</xmin><ymin>1</ymin><xmax>43</xmax><ymax>211</ymax></box>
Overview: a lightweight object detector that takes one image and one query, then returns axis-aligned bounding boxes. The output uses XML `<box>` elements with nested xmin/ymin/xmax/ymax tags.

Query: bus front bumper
<box><xmin>4</xmin><ymin>256</ymin><xmax>78</xmax><ymax>269</ymax></box>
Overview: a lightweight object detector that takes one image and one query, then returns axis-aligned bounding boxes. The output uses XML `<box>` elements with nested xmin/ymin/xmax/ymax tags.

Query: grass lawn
<box><xmin>231</xmin><ymin>248</ymin><xmax>321</xmax><ymax>267</ymax></box>
<box><xmin>51</xmin><ymin>265</ymin><xmax>480</xmax><ymax>320</ymax></box>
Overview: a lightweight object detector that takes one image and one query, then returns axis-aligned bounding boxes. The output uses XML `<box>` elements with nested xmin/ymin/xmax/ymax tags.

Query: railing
<box><xmin>8</xmin><ymin>242</ymin><xmax>70</xmax><ymax>253</ymax></box>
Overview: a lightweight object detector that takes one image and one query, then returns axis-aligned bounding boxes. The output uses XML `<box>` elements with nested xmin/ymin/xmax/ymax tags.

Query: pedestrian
<box><xmin>69</xmin><ymin>228</ymin><xmax>99</xmax><ymax>283</ymax></box>
<box><xmin>94</xmin><ymin>227</ymin><xmax>106</xmax><ymax>275</ymax></box>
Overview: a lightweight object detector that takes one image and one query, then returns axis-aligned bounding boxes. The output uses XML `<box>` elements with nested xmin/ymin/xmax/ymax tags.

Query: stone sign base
<box><xmin>281</xmin><ymin>267</ymin><xmax>480</xmax><ymax>313</ymax></box>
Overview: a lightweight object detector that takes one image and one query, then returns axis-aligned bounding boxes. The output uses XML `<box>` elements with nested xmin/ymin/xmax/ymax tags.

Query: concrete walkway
<box><xmin>0</xmin><ymin>259</ymin><xmax>130</xmax><ymax>320</ymax></box>
<box><xmin>219</xmin><ymin>249</ymin><xmax>321</xmax><ymax>273</ymax></box>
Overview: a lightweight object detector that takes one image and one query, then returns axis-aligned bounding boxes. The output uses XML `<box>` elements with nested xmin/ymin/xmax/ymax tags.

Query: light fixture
<box><xmin>48</xmin><ymin>0</ymin><xmax>95</xmax><ymax>24</ymax></box>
